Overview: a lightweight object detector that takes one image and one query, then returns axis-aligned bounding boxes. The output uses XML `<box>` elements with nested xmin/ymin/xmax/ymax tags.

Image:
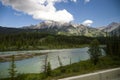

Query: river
<box><xmin>0</xmin><ymin>47</ymin><xmax>105</xmax><ymax>78</ymax></box>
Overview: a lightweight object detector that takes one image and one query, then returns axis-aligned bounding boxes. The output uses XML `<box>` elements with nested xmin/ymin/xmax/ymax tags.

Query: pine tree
<box><xmin>8</xmin><ymin>55</ymin><xmax>17</xmax><ymax>80</ymax></box>
<box><xmin>106</xmin><ymin>30</ymin><xmax>120</xmax><ymax>57</ymax></box>
<box><xmin>88</xmin><ymin>39</ymin><xmax>102</xmax><ymax>65</ymax></box>
<box><xmin>46</xmin><ymin>62</ymin><xmax>52</xmax><ymax>76</ymax></box>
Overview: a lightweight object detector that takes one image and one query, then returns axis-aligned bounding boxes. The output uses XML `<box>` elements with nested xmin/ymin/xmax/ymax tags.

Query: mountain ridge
<box><xmin>0</xmin><ymin>21</ymin><xmax>120</xmax><ymax>36</ymax></box>
<box><xmin>22</xmin><ymin>21</ymin><xmax>106</xmax><ymax>37</ymax></box>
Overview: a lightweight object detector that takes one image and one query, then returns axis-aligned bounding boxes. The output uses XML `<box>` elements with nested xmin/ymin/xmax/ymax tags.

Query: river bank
<box><xmin>0</xmin><ymin>52</ymin><xmax>47</xmax><ymax>62</ymax></box>
<box><xmin>0</xmin><ymin>44</ymin><xmax>89</xmax><ymax>52</ymax></box>
<box><xmin>0</xmin><ymin>48</ymin><xmax>90</xmax><ymax>78</ymax></box>
<box><xmin>1</xmin><ymin>56</ymin><xmax>120</xmax><ymax>80</ymax></box>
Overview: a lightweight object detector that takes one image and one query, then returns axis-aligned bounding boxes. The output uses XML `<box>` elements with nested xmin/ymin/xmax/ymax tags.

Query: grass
<box><xmin>1</xmin><ymin>56</ymin><xmax>120</xmax><ymax>80</ymax></box>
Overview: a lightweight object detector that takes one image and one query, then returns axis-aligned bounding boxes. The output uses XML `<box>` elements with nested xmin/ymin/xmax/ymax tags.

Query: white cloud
<box><xmin>82</xmin><ymin>20</ymin><xmax>93</xmax><ymax>26</ymax></box>
<box><xmin>84</xmin><ymin>0</ymin><xmax>90</xmax><ymax>3</ymax></box>
<box><xmin>71</xmin><ymin>0</ymin><xmax>77</xmax><ymax>2</ymax></box>
<box><xmin>0</xmin><ymin>0</ymin><xmax>76</xmax><ymax>23</ymax></box>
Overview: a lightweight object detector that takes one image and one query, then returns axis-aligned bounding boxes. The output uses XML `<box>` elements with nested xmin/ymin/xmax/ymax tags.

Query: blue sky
<box><xmin>0</xmin><ymin>0</ymin><xmax>120</xmax><ymax>28</ymax></box>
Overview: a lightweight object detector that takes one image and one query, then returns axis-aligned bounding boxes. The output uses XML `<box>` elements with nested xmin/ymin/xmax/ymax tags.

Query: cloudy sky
<box><xmin>0</xmin><ymin>0</ymin><xmax>120</xmax><ymax>27</ymax></box>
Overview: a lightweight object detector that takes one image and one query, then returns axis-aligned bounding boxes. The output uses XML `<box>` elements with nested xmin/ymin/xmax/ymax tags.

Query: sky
<box><xmin>0</xmin><ymin>0</ymin><xmax>120</xmax><ymax>28</ymax></box>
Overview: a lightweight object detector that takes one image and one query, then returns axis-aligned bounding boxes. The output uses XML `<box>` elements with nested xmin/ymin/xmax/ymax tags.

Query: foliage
<box><xmin>88</xmin><ymin>39</ymin><xmax>102</xmax><ymax>65</ymax></box>
<box><xmin>1</xmin><ymin>56</ymin><xmax>120</xmax><ymax>80</ymax></box>
<box><xmin>106</xmin><ymin>33</ymin><xmax>120</xmax><ymax>57</ymax></box>
<box><xmin>1</xmin><ymin>31</ymin><xmax>120</xmax><ymax>80</ymax></box>
<box><xmin>46</xmin><ymin>62</ymin><xmax>52</xmax><ymax>76</ymax></box>
<box><xmin>0</xmin><ymin>32</ymin><xmax>103</xmax><ymax>51</ymax></box>
<box><xmin>8</xmin><ymin>55</ymin><xmax>17</xmax><ymax>80</ymax></box>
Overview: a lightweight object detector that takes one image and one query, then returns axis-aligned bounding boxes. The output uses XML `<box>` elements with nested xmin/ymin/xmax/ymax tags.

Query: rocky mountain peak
<box><xmin>103</xmin><ymin>22</ymin><xmax>120</xmax><ymax>32</ymax></box>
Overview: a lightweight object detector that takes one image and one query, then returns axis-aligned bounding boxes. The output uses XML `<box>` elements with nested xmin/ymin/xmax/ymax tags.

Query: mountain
<box><xmin>98</xmin><ymin>22</ymin><xmax>120</xmax><ymax>36</ymax></box>
<box><xmin>23</xmin><ymin>21</ymin><xmax>69</xmax><ymax>29</ymax></box>
<box><xmin>23</xmin><ymin>21</ymin><xmax>105</xmax><ymax>37</ymax></box>
<box><xmin>1</xmin><ymin>21</ymin><xmax>119</xmax><ymax>37</ymax></box>
<box><xmin>101</xmin><ymin>22</ymin><xmax>120</xmax><ymax>32</ymax></box>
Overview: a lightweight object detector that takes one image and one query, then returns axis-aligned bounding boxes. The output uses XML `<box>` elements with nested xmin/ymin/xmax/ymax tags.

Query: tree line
<box><xmin>3</xmin><ymin>32</ymin><xmax>120</xmax><ymax>80</ymax></box>
<box><xmin>106</xmin><ymin>32</ymin><xmax>120</xmax><ymax>57</ymax></box>
<box><xmin>0</xmin><ymin>32</ymin><xmax>97</xmax><ymax>51</ymax></box>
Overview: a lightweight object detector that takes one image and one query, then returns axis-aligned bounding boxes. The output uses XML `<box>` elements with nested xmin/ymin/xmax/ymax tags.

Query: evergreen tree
<box><xmin>88</xmin><ymin>39</ymin><xmax>102</xmax><ymax>65</ymax></box>
<box><xmin>8</xmin><ymin>55</ymin><xmax>17</xmax><ymax>80</ymax></box>
<box><xmin>46</xmin><ymin>62</ymin><xmax>52</xmax><ymax>76</ymax></box>
<box><xmin>106</xmin><ymin>30</ymin><xmax>120</xmax><ymax>57</ymax></box>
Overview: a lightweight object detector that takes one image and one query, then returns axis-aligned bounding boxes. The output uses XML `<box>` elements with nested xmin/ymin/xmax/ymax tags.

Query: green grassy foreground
<box><xmin>1</xmin><ymin>56</ymin><xmax>120</xmax><ymax>80</ymax></box>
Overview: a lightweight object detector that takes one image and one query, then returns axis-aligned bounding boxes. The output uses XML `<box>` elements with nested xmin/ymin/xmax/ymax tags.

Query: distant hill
<box><xmin>0</xmin><ymin>26</ymin><xmax>39</xmax><ymax>34</ymax></box>
<box><xmin>0</xmin><ymin>26</ymin><xmax>27</xmax><ymax>34</ymax></box>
